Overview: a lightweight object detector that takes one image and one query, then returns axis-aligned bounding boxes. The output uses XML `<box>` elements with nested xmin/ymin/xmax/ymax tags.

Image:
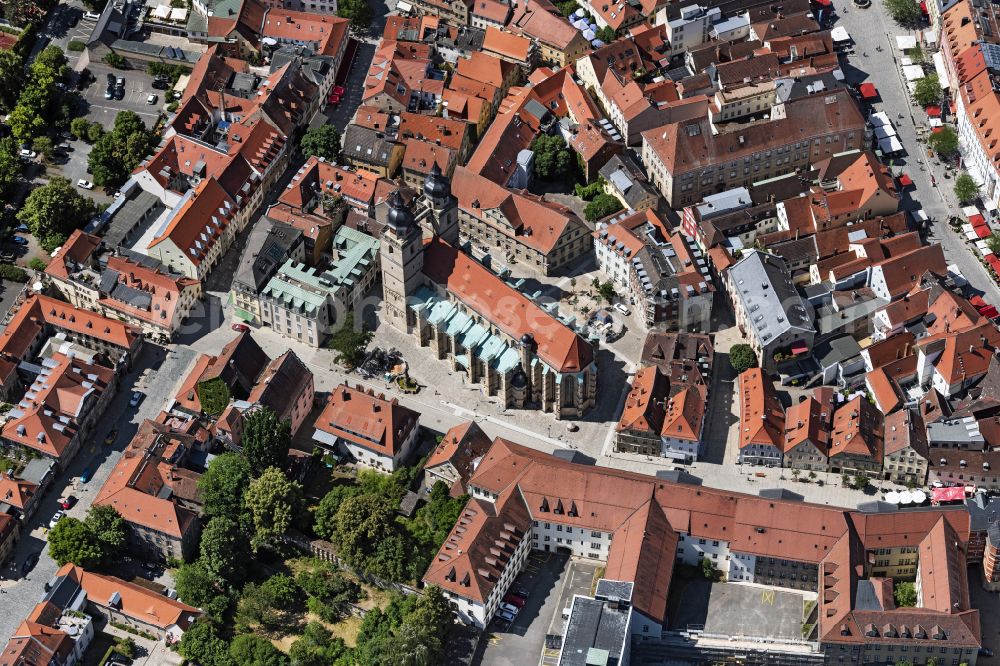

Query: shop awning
<box><xmin>933</xmin><ymin>51</ymin><xmax>951</xmax><ymax>89</ymax></box>
<box><xmin>925</xmin><ymin>104</ymin><xmax>941</xmax><ymax>117</ymax></box>
<box><xmin>932</xmin><ymin>487</ymin><xmax>966</xmax><ymax>504</ymax></box>
<box><xmin>982</xmin><ymin>305</ymin><xmax>999</xmax><ymax>318</ymax></box>
<box><xmin>791</xmin><ymin>341</ymin><xmax>809</xmax><ymax>355</ymax></box>
<box><xmin>970</xmin><ymin>213</ymin><xmax>987</xmax><ymax>227</ymax></box>
<box><xmin>898</xmin><ymin>173</ymin><xmax>913</xmax><ymax>187</ymax></box>
<box><xmin>920</xmin><ymin>0</ymin><xmax>928</xmax><ymax>13</ymax></box>
<box><xmin>976</xmin><ymin>225</ymin><xmax>992</xmax><ymax>239</ymax></box>
<box><xmin>987</xmin><ymin>255</ymin><xmax>1000</xmax><ymax>272</ymax></box>
<box><xmin>971</xmin><ymin>295</ymin><xmax>988</xmax><ymax>308</ymax></box>
<box><xmin>859</xmin><ymin>82</ymin><xmax>878</xmax><ymax>99</ymax></box>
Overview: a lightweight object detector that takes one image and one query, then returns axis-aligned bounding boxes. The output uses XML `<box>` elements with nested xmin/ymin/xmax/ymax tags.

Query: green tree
<box><xmin>852</xmin><ymin>473</ymin><xmax>870</xmax><ymax>490</ymax></box>
<box><xmin>241</xmin><ymin>407</ymin><xmax>291</xmax><ymax>477</ymax></box>
<box><xmin>556</xmin><ymin>0</ymin><xmax>577</xmax><ymax>15</ymax></box>
<box><xmin>885</xmin><ymin>0</ymin><xmax>921</xmax><ymax>26</ymax></box>
<box><xmin>531</xmin><ymin>134</ymin><xmax>574</xmax><ymax>181</ymax></box>
<box><xmin>229</xmin><ymin>634</ymin><xmax>289</xmax><ymax>666</ymax></box>
<box><xmin>337</xmin><ymin>0</ymin><xmax>372</xmax><ymax>26</ymax></box>
<box><xmin>244</xmin><ymin>467</ymin><xmax>302</xmax><ymax>549</ymax></box>
<box><xmin>327</xmin><ymin>311</ymin><xmax>373</xmax><ymax>370</ymax></box>
<box><xmin>988</xmin><ymin>232</ymin><xmax>1000</xmax><ymax>256</ymax></box>
<box><xmin>179</xmin><ymin>621</ymin><xmax>234</xmax><ymax>666</ymax></box>
<box><xmin>199</xmin><ymin>452</ymin><xmax>253</xmax><ymax>519</ymax></box>
<box><xmin>175</xmin><ymin>561</ymin><xmax>228</xmax><ymax>611</ymax></box>
<box><xmin>728</xmin><ymin>344</ymin><xmax>758</xmax><ymax>374</ymax></box>
<box><xmin>0</xmin><ymin>136</ymin><xmax>22</xmax><ymax>198</ymax></box>
<box><xmin>597</xmin><ymin>280</ymin><xmax>615</xmax><ymax>303</ymax></box>
<box><xmin>84</xmin><ymin>504</ymin><xmax>127</xmax><ymax>559</ymax></box>
<box><xmin>70</xmin><ymin>117</ymin><xmax>91</xmax><ymax>140</ymax></box>
<box><xmin>701</xmin><ymin>556</ymin><xmax>721</xmax><ymax>581</ymax></box>
<box><xmin>894</xmin><ymin>581</ymin><xmax>917</xmax><ymax>607</ymax></box>
<box><xmin>331</xmin><ymin>493</ymin><xmax>397</xmax><ymax>570</ymax></box>
<box><xmin>295</xmin><ymin>562</ymin><xmax>361</xmax><ymax>612</ymax></box>
<box><xmin>28</xmin><ymin>257</ymin><xmax>48</xmax><ymax>271</ymax></box>
<box><xmin>913</xmin><ymin>76</ymin><xmax>942</xmax><ymax>107</ymax></box>
<box><xmin>17</xmin><ymin>177</ymin><xmax>97</xmax><ymax>251</ymax></box>
<box><xmin>584</xmin><ymin>193</ymin><xmax>623</xmax><ymax>221</ymax></box>
<box><xmin>300</xmin><ymin>124</ymin><xmax>342</xmax><ymax>161</ymax></box>
<box><xmin>0</xmin><ymin>50</ymin><xmax>25</xmax><ymax>113</ymax></box>
<box><xmin>88</xmin><ymin>111</ymin><xmax>155</xmax><ymax>187</ymax></box>
<box><xmin>32</xmin><ymin>136</ymin><xmax>54</xmax><ymax>161</ymax></box>
<box><xmin>954</xmin><ymin>172</ymin><xmax>979</xmax><ymax>204</ymax></box>
<box><xmin>47</xmin><ymin>517</ymin><xmax>103</xmax><ymax>568</ymax></box>
<box><xmin>928</xmin><ymin>126</ymin><xmax>959</xmax><ymax>157</ymax></box>
<box><xmin>86</xmin><ymin>122</ymin><xmax>104</xmax><ymax>143</ymax></box>
<box><xmin>289</xmin><ymin>621</ymin><xmax>349</xmax><ymax>666</ymax></box>
<box><xmin>236</xmin><ymin>574</ymin><xmax>299</xmax><ymax>631</ymax></box>
<box><xmin>313</xmin><ymin>484</ymin><xmax>362</xmax><ymax>539</ymax></box>
<box><xmin>595</xmin><ymin>26</ymin><xmax>616</xmax><ymax>43</ymax></box>
<box><xmin>200</xmin><ymin>516</ymin><xmax>248</xmax><ymax>584</ymax></box>
<box><xmin>405</xmin><ymin>482</ymin><xmax>467</xmax><ymax>552</ymax></box>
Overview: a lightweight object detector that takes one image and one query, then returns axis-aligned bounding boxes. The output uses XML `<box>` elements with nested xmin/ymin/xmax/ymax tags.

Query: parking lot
<box><xmin>78</xmin><ymin>62</ymin><xmax>163</xmax><ymax>129</ymax></box>
<box><xmin>477</xmin><ymin>552</ymin><xmax>600</xmax><ymax>666</ymax></box>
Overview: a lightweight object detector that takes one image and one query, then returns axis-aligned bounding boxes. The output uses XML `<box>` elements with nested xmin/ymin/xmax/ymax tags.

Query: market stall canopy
<box><xmin>859</xmin><ymin>82</ymin><xmax>877</xmax><ymax>99</ymax></box>
<box><xmin>831</xmin><ymin>25</ymin><xmax>850</xmax><ymax>41</ymax></box>
<box><xmin>896</xmin><ymin>35</ymin><xmax>917</xmax><ymax>49</ymax></box>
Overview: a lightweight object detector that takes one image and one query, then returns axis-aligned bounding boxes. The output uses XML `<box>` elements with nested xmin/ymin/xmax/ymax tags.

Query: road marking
<box><xmin>761</xmin><ymin>589</ymin><xmax>775</xmax><ymax>605</ymax></box>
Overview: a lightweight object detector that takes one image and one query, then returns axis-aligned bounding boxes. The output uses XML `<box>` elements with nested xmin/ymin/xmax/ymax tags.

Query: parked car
<box><xmin>80</xmin><ymin>467</ymin><xmax>93</xmax><ymax>483</ymax></box>
<box><xmin>12</xmin><ymin>236</ymin><xmax>28</xmax><ymax>246</ymax></box>
<box><xmin>19</xmin><ymin>149</ymin><xmax>36</xmax><ymax>159</ymax></box>
<box><xmin>613</xmin><ymin>302</ymin><xmax>631</xmax><ymax>316</ymax></box>
<box><xmin>22</xmin><ymin>552</ymin><xmax>39</xmax><ymax>575</ymax></box>
<box><xmin>164</xmin><ymin>588</ymin><xmax>178</xmax><ymax>599</ymax></box>
<box><xmin>146</xmin><ymin>94</ymin><xmax>158</xmax><ymax>105</ymax></box>
<box><xmin>129</xmin><ymin>391</ymin><xmax>143</xmax><ymax>407</ymax></box>
<box><xmin>84</xmin><ymin>10</ymin><xmax>101</xmax><ymax>19</ymax></box>
<box><xmin>76</xmin><ymin>179</ymin><xmax>94</xmax><ymax>189</ymax></box>
<box><xmin>499</xmin><ymin>602</ymin><xmax>519</xmax><ymax>616</ymax></box>
<box><xmin>503</xmin><ymin>593</ymin><xmax>526</xmax><ymax>608</ymax></box>
<box><xmin>14</xmin><ymin>224</ymin><xmax>28</xmax><ymax>233</ymax></box>
<box><xmin>512</xmin><ymin>586</ymin><xmax>531</xmax><ymax>599</ymax></box>
<box><xmin>496</xmin><ymin>608</ymin><xmax>515</xmax><ymax>623</ymax></box>
<box><xmin>58</xmin><ymin>496</ymin><xmax>76</xmax><ymax>509</ymax></box>
<box><xmin>333</xmin><ymin>85</ymin><xmax>346</xmax><ymax>96</ymax></box>
<box><xmin>104</xmin><ymin>428</ymin><xmax>118</xmax><ymax>446</ymax></box>
<box><xmin>232</xmin><ymin>322</ymin><xmax>250</xmax><ymax>332</ymax></box>
<box><xmin>107</xmin><ymin>73</ymin><xmax>116</xmax><ymax>86</ymax></box>
<box><xmin>49</xmin><ymin>511</ymin><xmax>64</xmax><ymax>529</ymax></box>
<box><xmin>104</xmin><ymin>86</ymin><xmax>113</xmax><ymax>100</ymax></box>
<box><xmin>151</xmin><ymin>78</ymin><xmax>169</xmax><ymax>90</ymax></box>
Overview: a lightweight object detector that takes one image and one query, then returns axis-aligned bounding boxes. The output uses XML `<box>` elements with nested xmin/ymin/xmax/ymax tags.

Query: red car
<box><xmin>333</xmin><ymin>85</ymin><xmax>346</xmax><ymax>96</ymax></box>
<box><xmin>503</xmin><ymin>593</ymin><xmax>526</xmax><ymax>608</ymax></box>
<box><xmin>58</xmin><ymin>496</ymin><xmax>76</xmax><ymax>509</ymax></box>
<box><xmin>328</xmin><ymin>94</ymin><xmax>341</xmax><ymax>105</ymax></box>
<box><xmin>232</xmin><ymin>323</ymin><xmax>250</xmax><ymax>332</ymax></box>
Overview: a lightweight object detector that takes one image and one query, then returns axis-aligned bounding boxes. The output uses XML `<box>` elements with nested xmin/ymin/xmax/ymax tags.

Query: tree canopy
<box><xmin>199</xmin><ymin>452</ymin><xmax>253</xmax><ymax>519</ymax></box>
<box><xmin>200</xmin><ymin>516</ymin><xmax>249</xmax><ymax>585</ymax></box>
<box><xmin>885</xmin><ymin>0</ymin><xmax>921</xmax><ymax>26</ymax></box>
<box><xmin>531</xmin><ymin>134</ymin><xmax>575</xmax><ymax>181</ymax></box>
<box><xmin>928</xmin><ymin>125</ymin><xmax>959</xmax><ymax>157</ymax></box>
<box><xmin>0</xmin><ymin>136</ymin><xmax>23</xmax><ymax>199</ymax></box>
<box><xmin>8</xmin><ymin>46</ymin><xmax>70</xmax><ymax>144</ymax></box>
<box><xmin>17</xmin><ymin>177</ymin><xmax>97</xmax><ymax>251</ymax></box>
<box><xmin>0</xmin><ymin>50</ymin><xmax>25</xmax><ymax>113</ymax></box>
<box><xmin>584</xmin><ymin>194</ymin><xmax>624</xmax><ymax>222</ymax></box>
<box><xmin>337</xmin><ymin>0</ymin><xmax>372</xmax><ymax>26</ymax></box>
<box><xmin>954</xmin><ymin>172</ymin><xmax>979</xmax><ymax>204</ymax></box>
<box><xmin>913</xmin><ymin>76</ymin><xmax>942</xmax><ymax>107</ymax></box>
<box><xmin>88</xmin><ymin>111</ymin><xmax>156</xmax><ymax>187</ymax></box>
<box><xmin>894</xmin><ymin>581</ymin><xmax>917</xmax><ymax>607</ymax></box>
<box><xmin>300</xmin><ymin>125</ymin><xmax>342</xmax><ymax>162</ymax></box>
<box><xmin>289</xmin><ymin>621</ymin><xmax>349</xmax><ymax>666</ymax></box>
<box><xmin>229</xmin><ymin>634</ymin><xmax>289</xmax><ymax>666</ymax></box>
<box><xmin>48</xmin><ymin>517</ymin><xmax>103</xmax><ymax>568</ymax></box>
<box><xmin>353</xmin><ymin>587</ymin><xmax>454</xmax><ymax>666</ymax></box>
<box><xmin>85</xmin><ymin>504</ymin><xmax>127</xmax><ymax>557</ymax></box>
<box><xmin>729</xmin><ymin>344</ymin><xmax>758</xmax><ymax>374</ymax></box>
<box><xmin>327</xmin><ymin>312</ymin><xmax>373</xmax><ymax>370</ymax></box>
<box><xmin>244</xmin><ymin>467</ymin><xmax>302</xmax><ymax>549</ymax></box>
<box><xmin>241</xmin><ymin>407</ymin><xmax>291</xmax><ymax>477</ymax></box>
<box><xmin>179</xmin><ymin>621</ymin><xmax>234</xmax><ymax>666</ymax></box>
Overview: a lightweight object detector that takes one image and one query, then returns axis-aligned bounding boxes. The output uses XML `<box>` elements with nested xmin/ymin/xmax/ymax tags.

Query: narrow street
<box><xmin>833</xmin><ymin>4</ymin><xmax>1000</xmax><ymax>302</ymax></box>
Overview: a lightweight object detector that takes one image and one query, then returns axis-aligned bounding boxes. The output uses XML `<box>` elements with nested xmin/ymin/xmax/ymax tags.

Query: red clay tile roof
<box><xmin>737</xmin><ymin>368</ymin><xmax>785</xmax><ymax>450</ymax></box>
<box><xmin>421</xmin><ymin>238</ymin><xmax>594</xmax><ymax>373</ymax></box>
<box><xmin>482</xmin><ymin>26</ymin><xmax>533</xmax><ymax>62</ymax></box>
<box><xmin>314</xmin><ymin>383</ymin><xmax>420</xmax><ymax>458</ymax></box>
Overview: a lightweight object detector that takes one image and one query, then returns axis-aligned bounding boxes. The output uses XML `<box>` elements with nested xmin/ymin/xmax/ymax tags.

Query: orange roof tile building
<box><xmin>451</xmin><ymin>166</ymin><xmax>591</xmax><ymax>276</ymax></box>
<box><xmin>2</xmin><ymin>353</ymin><xmax>116</xmax><ymax>467</ymax></box>
<box><xmin>312</xmin><ymin>383</ymin><xmax>421</xmax><ymax>472</ymax></box>
<box><xmin>614</xmin><ymin>364</ymin><xmax>708</xmax><ymax>462</ymax></box>
<box><xmin>736</xmin><ymin>368</ymin><xmax>787</xmax><ymax>466</ymax></box>
<box><xmin>93</xmin><ymin>419</ymin><xmax>206</xmax><ymax>562</ymax></box>
<box><xmin>423</xmin><ymin>437</ymin><xmax>982</xmax><ymax>666</ymax></box>
<box><xmin>379</xmin><ymin>183</ymin><xmax>598</xmax><ymax>419</ymax></box>
<box><xmin>44</xmin><ymin>231</ymin><xmax>202</xmax><ymax>342</ymax></box>
<box><xmin>423</xmin><ymin>421</ymin><xmax>493</xmax><ymax>495</ymax></box>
